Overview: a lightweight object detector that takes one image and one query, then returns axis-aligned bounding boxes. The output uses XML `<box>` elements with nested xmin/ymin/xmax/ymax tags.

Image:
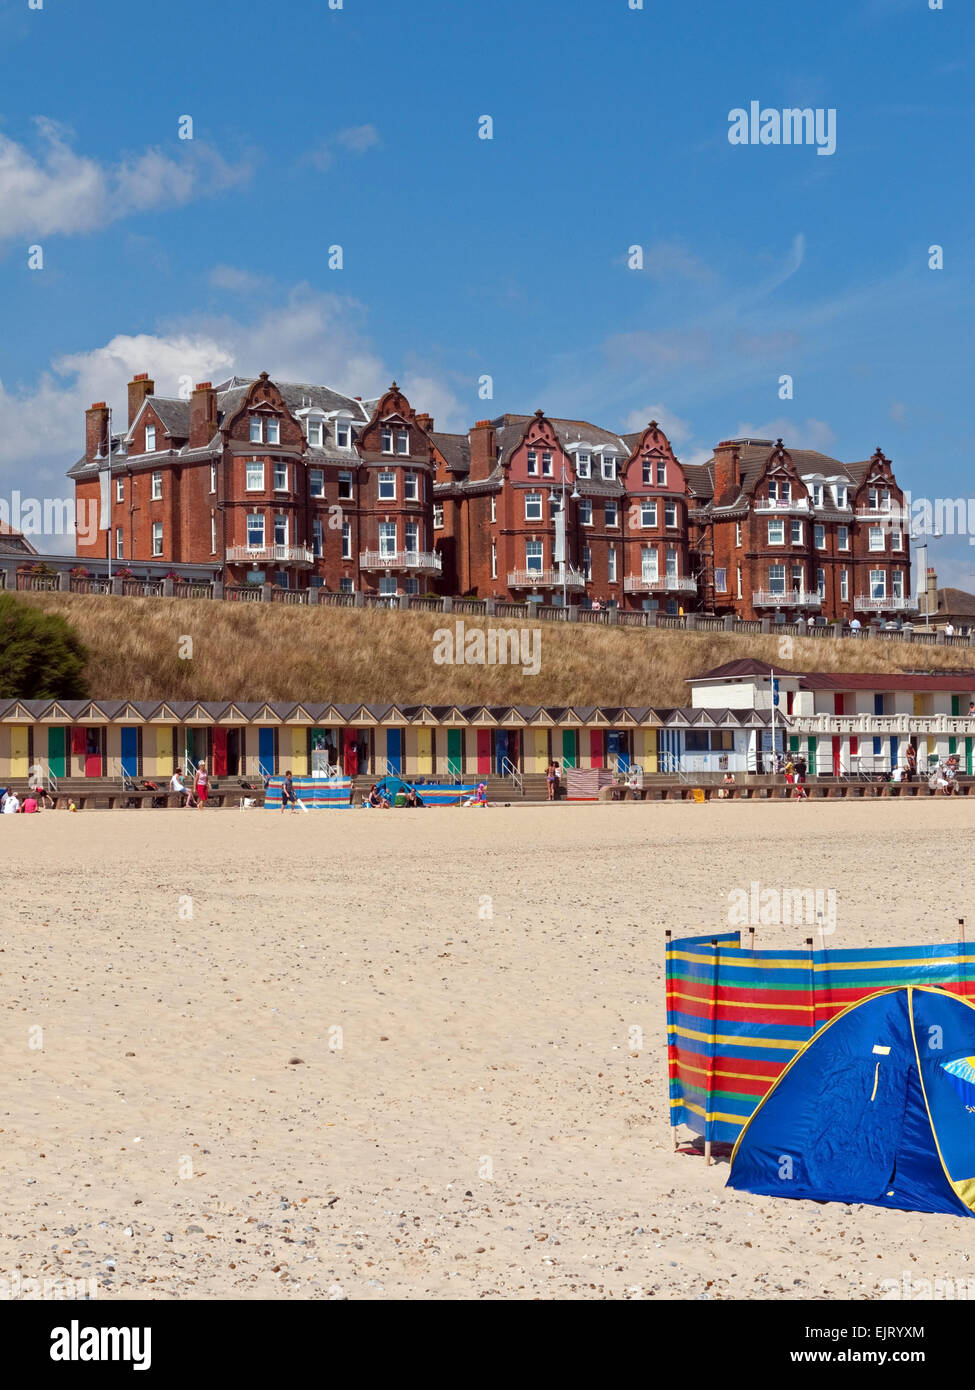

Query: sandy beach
<box><xmin>2</xmin><ymin>799</ymin><xmax>975</xmax><ymax>1301</ymax></box>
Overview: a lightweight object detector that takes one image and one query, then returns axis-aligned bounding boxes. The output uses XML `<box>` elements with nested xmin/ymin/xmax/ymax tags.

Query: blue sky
<box><xmin>1</xmin><ymin>0</ymin><xmax>973</xmax><ymax>581</ymax></box>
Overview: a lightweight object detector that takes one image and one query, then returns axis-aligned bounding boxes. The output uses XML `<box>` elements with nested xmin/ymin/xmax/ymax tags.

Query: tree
<box><xmin>0</xmin><ymin>595</ymin><xmax>88</xmax><ymax>699</ymax></box>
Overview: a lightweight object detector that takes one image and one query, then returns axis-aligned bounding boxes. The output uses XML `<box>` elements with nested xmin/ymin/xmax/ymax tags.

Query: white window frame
<box><xmin>246</xmin><ymin>460</ymin><xmax>264</xmax><ymax>492</ymax></box>
<box><xmin>525</xmin><ymin>540</ymin><xmax>543</xmax><ymax>572</ymax></box>
<box><xmin>397</xmin><ymin>430</ymin><xmax>409</xmax><ymax>456</ymax></box>
<box><xmin>605</xmin><ymin>500</ymin><xmax>618</xmax><ymax>528</ymax></box>
<box><xmin>640</xmin><ymin>500</ymin><xmax>657</xmax><ymax>528</ymax></box>
<box><xmin>312</xmin><ymin>519</ymin><xmax>324</xmax><ymax>557</ymax></box>
<box><xmin>249</xmin><ymin>416</ymin><xmax>262</xmax><ymax>444</ymax></box>
<box><xmin>490</xmin><ymin>495</ymin><xmax>497</xmax><ymax>522</ymax></box>
<box><xmin>209</xmin><ymin>463</ymin><xmax>217</xmax><ymax>494</ymax></box>
<box><xmin>833</xmin><ymin>484</ymin><xmax>848</xmax><ymax>509</ymax></box>
<box><xmin>525</xmin><ymin>492</ymin><xmax>543</xmax><ymax>522</ymax></box>
<box><xmin>309</xmin><ymin>468</ymin><xmax>324</xmax><ymax>499</ymax></box>
<box><xmin>527</xmin><ymin>450</ymin><xmax>538</xmax><ymax>476</ymax></box>
<box><xmin>735</xmin><ymin>522</ymin><xmax>742</xmax><ymax>548</ymax></box>
<box><xmin>491</xmin><ymin>542</ymin><xmax>498</xmax><ymax>579</ymax></box>
<box><xmin>791</xmin><ymin>519</ymin><xmax>804</xmax><ymax>545</ymax></box>
<box><xmin>247</xmin><ymin>513</ymin><xmax>265</xmax><ymax>549</ymax></box>
<box><xmin>601</xmin><ymin>455</ymin><xmax>615</xmax><ymax>481</ymax></box>
<box><xmin>306</xmin><ymin>418</ymin><xmax>324</xmax><ymax>448</ymax></box>
<box><xmin>115</xmin><ymin>478</ymin><xmax>124</xmax><ymax>502</ymax></box>
<box><xmin>715</xmin><ymin>567</ymin><xmax>727</xmax><ymax>592</ymax></box>
<box><xmin>378</xmin><ymin>471</ymin><xmax>396</xmax><ymax>501</ymax></box>
<box><xmin>665</xmin><ymin>501</ymin><xmax>678</xmax><ymax>529</ymax></box>
<box><xmin>273</xmin><ymin>462</ymin><xmax>289</xmax><ymax>492</ymax></box>
<box><xmin>273</xmin><ymin>514</ymin><xmax>288</xmax><ymax>547</ymax></box>
<box><xmin>893</xmin><ymin>570</ymin><xmax>904</xmax><ymax>599</ymax></box>
<box><xmin>151</xmin><ymin>471</ymin><xmax>162</xmax><ymax>501</ymax></box>
<box><xmin>335</xmin><ymin>421</ymin><xmax>352</xmax><ymax>448</ymax></box>
<box><xmin>869</xmin><ymin>526</ymin><xmax>885</xmax><ymax>552</ymax></box>
<box><xmin>579</xmin><ymin>498</ymin><xmax>593</xmax><ymax>526</ymax></box>
<box><xmin>145</xmin><ymin>425</ymin><xmax>156</xmax><ymax>453</ymax></box>
<box><xmin>381</xmin><ymin>427</ymin><xmax>394</xmax><ymax>454</ymax></box>
<box><xmin>151</xmin><ymin>521</ymin><xmax>163</xmax><ymax>556</ymax></box>
<box><xmin>577</xmin><ymin>453</ymin><xmax>591</xmax><ymax>478</ymax></box>
<box><xmin>813</xmin><ymin>524</ymin><xmax>825</xmax><ymax>548</ymax></box>
<box><xmin>816</xmin><ymin>567</ymin><xmax>826</xmax><ymax>598</ymax></box>
<box><xmin>840</xmin><ymin>569</ymin><xmax>849</xmax><ymax>601</ymax></box>
<box><xmin>210</xmin><ymin>514</ymin><xmax>217</xmax><ymax>555</ymax></box>
<box><xmin>337</xmin><ymin>471</ymin><xmax>353</xmax><ymax>501</ymax></box>
<box><xmin>404</xmin><ymin>521</ymin><xmax>419</xmax><ymax>556</ymax></box>
<box><xmin>115</xmin><ymin>526</ymin><xmax>124</xmax><ymax>560</ymax></box>
<box><xmin>767</xmin><ymin>519</ymin><xmax>785</xmax><ymax>545</ymax></box>
<box><xmin>266</xmin><ymin>418</ymin><xmax>280</xmax><ymax>446</ymax></box>
<box><xmin>870</xmin><ymin>569</ymin><xmax>887</xmax><ymax>599</ymax></box>
<box><xmin>341</xmin><ymin>521</ymin><xmax>351</xmax><ymax>559</ymax></box>
<box><xmin>641</xmin><ymin>545</ymin><xmax>658</xmax><ymax>582</ymax></box>
<box><xmin>404</xmin><ymin>471</ymin><xmax>419</xmax><ymax>501</ymax></box>
<box><xmin>768</xmin><ymin>563</ymin><xmax>786</xmax><ymax>596</ymax></box>
<box><xmin>607</xmin><ymin>546</ymin><xmax>616</xmax><ymax>583</ymax></box>
<box><xmin>379</xmin><ymin>522</ymin><xmax>397</xmax><ymax>557</ymax></box>
<box><xmin>892</xmin><ymin>529</ymin><xmax>903</xmax><ymax>551</ymax></box>
<box><xmin>433</xmin><ymin>503</ymin><xmax>444</xmax><ymax>529</ymax></box>
<box><xmin>838</xmin><ymin>525</ymin><xmax>850</xmax><ymax>550</ymax></box>
<box><xmin>656</xmin><ymin>460</ymin><xmax>666</xmax><ymax>486</ymax></box>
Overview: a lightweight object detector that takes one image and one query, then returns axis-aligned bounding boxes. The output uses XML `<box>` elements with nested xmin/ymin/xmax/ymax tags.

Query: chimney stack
<box><xmin>712</xmin><ymin>440</ymin><xmax>741</xmax><ymax>504</ymax></box>
<box><xmin>189</xmin><ymin>381</ymin><xmax>217</xmax><ymax>448</ymax></box>
<box><xmin>86</xmin><ymin>402</ymin><xmax>110</xmax><ymax>462</ymax></box>
<box><xmin>469</xmin><ymin>419</ymin><xmax>497</xmax><ymax>481</ymax></box>
<box><xmin>415</xmin><ymin>412</ymin><xmax>434</xmax><ymax>434</ymax></box>
<box><xmin>128</xmin><ymin>372</ymin><xmax>155</xmax><ymax>428</ymax></box>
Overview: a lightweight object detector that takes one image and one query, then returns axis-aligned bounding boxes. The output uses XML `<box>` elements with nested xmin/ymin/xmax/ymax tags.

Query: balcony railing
<box><xmin>753</xmin><ymin>498</ymin><xmax>811</xmax><ymax>513</ymax></box>
<box><xmin>854</xmin><ymin>595</ymin><xmax>919</xmax><ymax>613</ymax></box>
<box><xmin>855</xmin><ymin>507</ymin><xmax>909</xmax><ymax>524</ymax></box>
<box><xmin>623</xmin><ymin>575</ymin><xmax>698</xmax><ymax>593</ymax></box>
<box><xmin>752</xmin><ymin>589</ymin><xmax>822</xmax><ymax>609</ymax></box>
<box><xmin>359</xmin><ymin>549</ymin><xmax>442</xmax><ymax>573</ymax></box>
<box><xmin>226</xmin><ymin>544</ymin><xmax>315</xmax><ymax>566</ymax></box>
<box><xmin>507</xmin><ymin>567</ymin><xmax>586</xmax><ymax>589</ymax></box>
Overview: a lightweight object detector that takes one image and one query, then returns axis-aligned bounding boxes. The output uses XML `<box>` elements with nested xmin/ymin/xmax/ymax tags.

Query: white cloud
<box><xmin>0</xmin><ymin>118</ymin><xmax>250</xmax><ymax>245</ymax></box>
<box><xmin>208</xmin><ymin>265</ymin><xmax>267</xmax><ymax>294</ymax></box>
<box><xmin>301</xmin><ymin>124</ymin><xmax>382</xmax><ymax>171</ymax></box>
<box><xmin>622</xmin><ymin>404</ymin><xmax>692</xmax><ymax>443</ymax></box>
<box><xmin>734</xmin><ymin>416</ymin><xmax>836</xmax><ymax>451</ymax></box>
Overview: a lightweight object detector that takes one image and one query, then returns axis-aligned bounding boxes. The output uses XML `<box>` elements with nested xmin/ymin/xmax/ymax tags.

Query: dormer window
<box><xmin>267</xmin><ymin>418</ymin><xmax>280</xmax><ymax>445</ymax></box>
<box><xmin>833</xmin><ymin>484</ymin><xmax>848</xmax><ymax>509</ymax></box>
<box><xmin>601</xmin><ymin>455</ymin><xmax>616</xmax><ymax>481</ymax></box>
<box><xmin>397</xmin><ymin>430</ymin><xmax>409</xmax><ymax>455</ymax></box>
<box><xmin>145</xmin><ymin>425</ymin><xmax>156</xmax><ymax>452</ymax></box>
<box><xmin>249</xmin><ymin>416</ymin><xmax>262</xmax><ymax>443</ymax></box>
<box><xmin>810</xmin><ymin>483</ymin><xmax>823</xmax><ymax>507</ymax></box>
<box><xmin>576</xmin><ymin>452</ymin><xmax>590</xmax><ymax>478</ymax></box>
<box><xmin>336</xmin><ymin>421</ymin><xmax>351</xmax><ymax>448</ymax></box>
<box><xmin>307</xmin><ymin>418</ymin><xmax>324</xmax><ymax>447</ymax></box>
<box><xmin>381</xmin><ymin>426</ymin><xmax>394</xmax><ymax>453</ymax></box>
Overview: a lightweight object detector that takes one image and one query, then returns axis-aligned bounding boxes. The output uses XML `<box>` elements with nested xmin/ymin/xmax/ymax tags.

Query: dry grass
<box><xmin>15</xmin><ymin>591</ymin><xmax>975</xmax><ymax>705</ymax></box>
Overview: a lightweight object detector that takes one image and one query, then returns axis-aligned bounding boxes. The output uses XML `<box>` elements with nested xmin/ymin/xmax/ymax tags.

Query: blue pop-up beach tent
<box><xmin>727</xmin><ymin>986</ymin><xmax>975</xmax><ymax>1217</ymax></box>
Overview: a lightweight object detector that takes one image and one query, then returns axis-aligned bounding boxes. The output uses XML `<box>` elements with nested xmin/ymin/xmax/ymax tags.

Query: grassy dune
<box><xmin>13</xmin><ymin>591</ymin><xmax>975</xmax><ymax>706</ymax></box>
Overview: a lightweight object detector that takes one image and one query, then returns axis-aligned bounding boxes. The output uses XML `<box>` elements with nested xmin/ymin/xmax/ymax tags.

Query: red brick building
<box><xmin>69</xmin><ymin>374</ymin><xmax>439</xmax><ymax>596</ymax></box>
<box><xmin>68</xmin><ymin>373</ymin><xmax>911</xmax><ymax>620</ymax></box>
<box><xmin>686</xmin><ymin>439</ymin><xmax>914</xmax><ymax>623</ymax></box>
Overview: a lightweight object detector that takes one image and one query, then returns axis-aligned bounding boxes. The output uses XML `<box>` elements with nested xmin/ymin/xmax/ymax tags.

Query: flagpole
<box><xmin>770</xmin><ymin>667</ymin><xmax>777</xmax><ymax>768</ymax></box>
<box><xmin>106</xmin><ymin>406</ymin><xmax>113</xmax><ymax>581</ymax></box>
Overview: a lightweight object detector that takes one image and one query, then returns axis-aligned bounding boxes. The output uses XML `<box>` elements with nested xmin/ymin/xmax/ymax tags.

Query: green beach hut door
<box><xmin>47</xmin><ymin>726</ymin><xmax>66</xmax><ymax>780</ymax></box>
<box><xmin>447</xmin><ymin>728</ymin><xmax>463</xmax><ymax>777</ymax></box>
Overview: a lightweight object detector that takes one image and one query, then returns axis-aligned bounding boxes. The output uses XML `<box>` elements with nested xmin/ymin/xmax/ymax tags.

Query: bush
<box><xmin>0</xmin><ymin>593</ymin><xmax>88</xmax><ymax>699</ymax></box>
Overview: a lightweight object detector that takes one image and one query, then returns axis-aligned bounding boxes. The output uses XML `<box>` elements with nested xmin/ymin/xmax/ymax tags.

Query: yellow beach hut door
<box><xmin>10</xmin><ymin>725</ymin><xmax>29</xmax><ymax>778</ymax></box>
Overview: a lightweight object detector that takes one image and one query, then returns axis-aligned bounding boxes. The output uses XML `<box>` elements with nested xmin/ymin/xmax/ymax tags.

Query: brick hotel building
<box><xmin>68</xmin><ymin>371</ymin><xmax>913</xmax><ymax>623</ymax></box>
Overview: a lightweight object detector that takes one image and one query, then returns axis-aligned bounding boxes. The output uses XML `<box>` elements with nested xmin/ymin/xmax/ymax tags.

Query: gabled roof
<box><xmin>688</xmin><ymin>659</ymin><xmax>796</xmax><ymax>682</ymax></box>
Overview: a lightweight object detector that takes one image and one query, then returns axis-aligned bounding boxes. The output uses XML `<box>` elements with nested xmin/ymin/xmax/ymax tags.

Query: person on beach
<box><xmin>2</xmin><ymin>790</ymin><xmax>20</xmax><ymax>814</ymax></box>
<box><xmin>281</xmin><ymin>770</ymin><xmax>298</xmax><ymax>813</ymax></box>
<box><xmin>794</xmin><ymin>754</ymin><xmax>807</xmax><ymax>785</ymax></box>
<box><xmin>367</xmin><ymin>784</ymin><xmax>389</xmax><ymax>809</ymax></box>
<box><xmin>194</xmin><ymin>760</ymin><xmax>209</xmax><ymax>808</ymax></box>
<box><xmin>905</xmin><ymin>743</ymin><xmax>917</xmax><ymax>782</ymax></box>
<box><xmin>546</xmin><ymin>761</ymin><xmax>557</xmax><ymax>801</ymax></box>
<box><xmin>21</xmin><ymin>792</ymin><xmax>38</xmax><ymax>813</ymax></box>
<box><xmin>849</xmin><ymin>616</ymin><xmax>861</xmax><ymax>634</ymax></box>
<box><xmin>170</xmin><ymin>769</ymin><xmax>191</xmax><ymax>807</ymax></box>
<box><xmin>404</xmin><ymin>787</ymin><xmax>423</xmax><ymax>808</ymax></box>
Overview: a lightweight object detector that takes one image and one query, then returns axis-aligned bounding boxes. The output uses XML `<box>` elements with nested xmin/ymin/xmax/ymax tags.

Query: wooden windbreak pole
<box><xmin>960</xmin><ymin>918</ymin><xmax>967</xmax><ymax>1000</ymax></box>
<box><xmin>665</xmin><ymin>931</ymin><xmax>678</xmax><ymax>1151</ymax></box>
<box><xmin>806</xmin><ymin>936</ymin><xmax>816</xmax><ymax>1037</ymax></box>
<box><xmin>704</xmin><ymin>937</ymin><xmax>719</xmax><ymax>1166</ymax></box>
<box><xmin>748</xmin><ymin>925</ymin><xmax>756</xmax><ymax>952</ymax></box>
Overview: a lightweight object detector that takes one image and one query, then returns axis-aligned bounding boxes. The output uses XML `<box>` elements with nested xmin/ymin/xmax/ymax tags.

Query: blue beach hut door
<box><xmin>120</xmin><ymin>727</ymin><xmax>139</xmax><ymax>780</ymax></box>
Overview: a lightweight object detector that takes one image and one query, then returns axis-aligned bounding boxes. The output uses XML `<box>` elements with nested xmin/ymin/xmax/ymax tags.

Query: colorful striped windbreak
<box><xmin>666</xmin><ymin>932</ymin><xmax>975</xmax><ymax>1145</ymax></box>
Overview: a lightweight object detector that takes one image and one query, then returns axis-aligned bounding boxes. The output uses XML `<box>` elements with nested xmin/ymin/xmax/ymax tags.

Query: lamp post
<box><xmin>910</xmin><ymin>528</ymin><xmax>943</xmax><ymax>628</ymax></box>
<box><xmin>549</xmin><ymin>463</ymin><xmax>580</xmax><ymax>608</ymax></box>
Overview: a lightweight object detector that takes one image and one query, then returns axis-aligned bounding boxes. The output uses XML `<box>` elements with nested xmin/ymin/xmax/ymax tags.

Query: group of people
<box><xmin>545</xmin><ymin>760</ymin><xmax>562</xmax><ymax>801</ymax></box>
<box><xmin>364</xmin><ymin>782</ymin><xmax>425</xmax><ymax>809</ymax></box>
<box><xmin>169</xmin><ymin>761</ymin><xmax>210</xmax><ymax>808</ymax></box>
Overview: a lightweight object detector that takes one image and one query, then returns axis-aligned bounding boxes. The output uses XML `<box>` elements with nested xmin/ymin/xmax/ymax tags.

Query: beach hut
<box><xmin>727</xmin><ymin>986</ymin><xmax>975</xmax><ymax>1217</ymax></box>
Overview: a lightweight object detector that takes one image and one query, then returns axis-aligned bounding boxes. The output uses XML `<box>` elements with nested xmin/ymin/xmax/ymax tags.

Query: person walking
<box><xmin>194</xmin><ymin>760</ymin><xmax>209</xmax><ymax>808</ymax></box>
<box><xmin>281</xmin><ymin>770</ymin><xmax>298</xmax><ymax>813</ymax></box>
<box><xmin>546</xmin><ymin>761</ymin><xmax>557</xmax><ymax>801</ymax></box>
